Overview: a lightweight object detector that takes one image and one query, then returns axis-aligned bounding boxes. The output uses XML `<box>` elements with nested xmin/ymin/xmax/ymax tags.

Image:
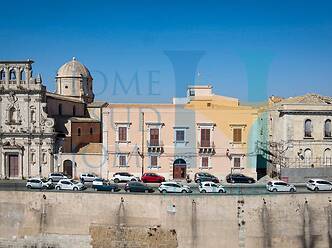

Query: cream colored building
<box><xmin>104</xmin><ymin>85</ymin><xmax>259</xmax><ymax>180</ymax></box>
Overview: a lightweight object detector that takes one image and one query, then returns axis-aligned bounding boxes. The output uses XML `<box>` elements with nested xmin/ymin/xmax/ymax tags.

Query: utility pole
<box><xmin>141</xmin><ymin>112</ymin><xmax>145</xmax><ymax>176</ymax></box>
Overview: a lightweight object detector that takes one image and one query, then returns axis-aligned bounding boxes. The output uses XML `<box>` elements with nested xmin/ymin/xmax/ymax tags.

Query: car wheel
<box><xmin>131</xmin><ymin>178</ymin><xmax>136</xmax><ymax>181</ymax></box>
<box><xmin>145</xmin><ymin>189</ymin><xmax>149</xmax><ymax>193</ymax></box>
<box><xmin>196</xmin><ymin>179</ymin><xmax>201</xmax><ymax>184</ymax></box>
<box><xmin>181</xmin><ymin>190</ymin><xmax>187</xmax><ymax>193</ymax></box>
<box><xmin>73</xmin><ymin>187</ymin><xmax>78</xmax><ymax>191</ymax></box>
<box><xmin>161</xmin><ymin>189</ymin><xmax>167</xmax><ymax>194</ymax></box>
<box><xmin>49</xmin><ymin>178</ymin><xmax>53</xmax><ymax>182</ymax></box>
<box><xmin>218</xmin><ymin>189</ymin><xmax>225</xmax><ymax>193</ymax></box>
<box><xmin>27</xmin><ymin>185</ymin><xmax>32</xmax><ymax>189</ymax></box>
<box><xmin>314</xmin><ymin>187</ymin><xmax>319</xmax><ymax>192</ymax></box>
<box><xmin>201</xmin><ymin>189</ymin><xmax>206</xmax><ymax>193</ymax></box>
<box><xmin>272</xmin><ymin>188</ymin><xmax>277</xmax><ymax>192</ymax></box>
<box><xmin>290</xmin><ymin>188</ymin><xmax>295</xmax><ymax>193</ymax></box>
<box><xmin>249</xmin><ymin>180</ymin><xmax>254</xmax><ymax>184</ymax></box>
<box><xmin>231</xmin><ymin>179</ymin><xmax>235</xmax><ymax>184</ymax></box>
<box><xmin>56</xmin><ymin>186</ymin><xmax>60</xmax><ymax>190</ymax></box>
<box><xmin>94</xmin><ymin>188</ymin><xmax>98</xmax><ymax>191</ymax></box>
<box><xmin>42</xmin><ymin>185</ymin><xmax>47</xmax><ymax>190</ymax></box>
<box><xmin>114</xmin><ymin>178</ymin><xmax>120</xmax><ymax>183</ymax></box>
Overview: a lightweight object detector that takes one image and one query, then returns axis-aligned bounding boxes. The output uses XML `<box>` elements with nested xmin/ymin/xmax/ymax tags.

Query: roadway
<box><xmin>0</xmin><ymin>180</ymin><xmax>331</xmax><ymax>195</ymax></box>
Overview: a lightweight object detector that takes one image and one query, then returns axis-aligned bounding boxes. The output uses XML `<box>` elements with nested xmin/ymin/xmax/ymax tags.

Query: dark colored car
<box><xmin>141</xmin><ymin>173</ymin><xmax>165</xmax><ymax>183</ymax></box>
<box><xmin>93</xmin><ymin>183</ymin><xmax>120</xmax><ymax>192</ymax></box>
<box><xmin>124</xmin><ymin>182</ymin><xmax>154</xmax><ymax>193</ymax></box>
<box><xmin>194</xmin><ymin>172</ymin><xmax>220</xmax><ymax>183</ymax></box>
<box><xmin>226</xmin><ymin>173</ymin><xmax>255</xmax><ymax>184</ymax></box>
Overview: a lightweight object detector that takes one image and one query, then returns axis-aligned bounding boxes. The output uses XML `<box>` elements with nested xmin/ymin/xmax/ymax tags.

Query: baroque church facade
<box><xmin>0</xmin><ymin>59</ymin><xmax>105</xmax><ymax>179</ymax></box>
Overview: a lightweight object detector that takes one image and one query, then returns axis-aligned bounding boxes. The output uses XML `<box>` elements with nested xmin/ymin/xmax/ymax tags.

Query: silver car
<box><xmin>306</xmin><ymin>179</ymin><xmax>332</xmax><ymax>191</ymax></box>
<box><xmin>48</xmin><ymin>173</ymin><xmax>67</xmax><ymax>182</ymax></box>
<box><xmin>158</xmin><ymin>182</ymin><xmax>192</xmax><ymax>193</ymax></box>
<box><xmin>26</xmin><ymin>178</ymin><xmax>53</xmax><ymax>189</ymax></box>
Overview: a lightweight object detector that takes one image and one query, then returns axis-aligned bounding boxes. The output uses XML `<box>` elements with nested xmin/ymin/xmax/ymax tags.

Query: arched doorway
<box><xmin>63</xmin><ymin>160</ymin><xmax>73</xmax><ymax>178</ymax></box>
<box><xmin>173</xmin><ymin>158</ymin><xmax>186</xmax><ymax>179</ymax></box>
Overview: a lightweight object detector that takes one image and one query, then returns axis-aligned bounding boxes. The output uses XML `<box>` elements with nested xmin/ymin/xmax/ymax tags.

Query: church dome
<box><xmin>56</xmin><ymin>57</ymin><xmax>92</xmax><ymax>78</ymax></box>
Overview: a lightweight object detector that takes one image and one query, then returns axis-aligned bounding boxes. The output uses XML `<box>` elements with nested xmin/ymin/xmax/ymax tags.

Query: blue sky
<box><xmin>1</xmin><ymin>0</ymin><xmax>332</xmax><ymax>103</ymax></box>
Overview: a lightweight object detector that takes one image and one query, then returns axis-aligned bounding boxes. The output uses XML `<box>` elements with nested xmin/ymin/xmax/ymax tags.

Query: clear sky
<box><xmin>1</xmin><ymin>0</ymin><xmax>332</xmax><ymax>103</ymax></box>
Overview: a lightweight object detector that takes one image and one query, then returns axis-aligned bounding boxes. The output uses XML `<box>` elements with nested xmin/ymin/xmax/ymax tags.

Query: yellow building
<box><xmin>103</xmin><ymin>85</ymin><xmax>259</xmax><ymax>181</ymax></box>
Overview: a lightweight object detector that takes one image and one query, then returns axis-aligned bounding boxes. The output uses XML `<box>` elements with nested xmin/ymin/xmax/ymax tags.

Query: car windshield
<box><xmin>71</xmin><ymin>180</ymin><xmax>79</xmax><ymax>184</ymax></box>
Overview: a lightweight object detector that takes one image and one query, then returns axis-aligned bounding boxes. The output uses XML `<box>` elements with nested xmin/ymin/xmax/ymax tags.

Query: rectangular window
<box><xmin>175</xmin><ymin>130</ymin><xmax>185</xmax><ymax>142</ymax></box>
<box><xmin>150</xmin><ymin>155</ymin><xmax>158</xmax><ymax>167</ymax></box>
<box><xmin>119</xmin><ymin>155</ymin><xmax>127</xmax><ymax>167</ymax></box>
<box><xmin>200</xmin><ymin>129</ymin><xmax>211</xmax><ymax>147</ymax></box>
<box><xmin>150</xmin><ymin>128</ymin><xmax>159</xmax><ymax>146</ymax></box>
<box><xmin>234</xmin><ymin>157</ymin><xmax>241</xmax><ymax>168</ymax></box>
<box><xmin>233</xmin><ymin>128</ymin><xmax>242</xmax><ymax>143</ymax></box>
<box><xmin>201</xmin><ymin>157</ymin><xmax>209</xmax><ymax>168</ymax></box>
<box><xmin>118</xmin><ymin>127</ymin><xmax>127</xmax><ymax>142</ymax></box>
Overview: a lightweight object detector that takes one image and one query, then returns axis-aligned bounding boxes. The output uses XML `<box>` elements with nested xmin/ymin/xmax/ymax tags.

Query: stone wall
<box><xmin>0</xmin><ymin>191</ymin><xmax>332</xmax><ymax>247</ymax></box>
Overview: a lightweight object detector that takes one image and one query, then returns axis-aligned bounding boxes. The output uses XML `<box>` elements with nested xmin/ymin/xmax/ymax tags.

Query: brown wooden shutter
<box><xmin>118</xmin><ymin>127</ymin><xmax>127</xmax><ymax>142</ymax></box>
<box><xmin>201</xmin><ymin>129</ymin><xmax>210</xmax><ymax>147</ymax></box>
<box><xmin>150</xmin><ymin>128</ymin><xmax>159</xmax><ymax>146</ymax></box>
<box><xmin>233</xmin><ymin>128</ymin><xmax>242</xmax><ymax>142</ymax></box>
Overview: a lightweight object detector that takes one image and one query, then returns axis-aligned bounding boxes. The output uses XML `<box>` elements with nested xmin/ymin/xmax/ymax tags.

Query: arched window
<box><xmin>304</xmin><ymin>148</ymin><xmax>312</xmax><ymax>166</ymax></box>
<box><xmin>0</xmin><ymin>70</ymin><xmax>5</xmax><ymax>80</ymax></box>
<box><xmin>73</xmin><ymin>106</ymin><xmax>76</xmax><ymax>116</ymax></box>
<box><xmin>9</xmin><ymin>69</ymin><xmax>16</xmax><ymax>80</ymax></box>
<box><xmin>90</xmin><ymin>127</ymin><xmax>93</xmax><ymax>135</ymax></box>
<box><xmin>78</xmin><ymin>128</ymin><xmax>81</xmax><ymax>136</ymax></box>
<box><xmin>324</xmin><ymin>119</ymin><xmax>331</xmax><ymax>138</ymax></box>
<box><xmin>324</xmin><ymin>148</ymin><xmax>332</xmax><ymax>165</ymax></box>
<box><xmin>8</xmin><ymin>107</ymin><xmax>17</xmax><ymax>123</ymax></box>
<box><xmin>304</xmin><ymin>119</ymin><xmax>312</xmax><ymax>137</ymax></box>
<box><xmin>58</xmin><ymin>104</ymin><xmax>62</xmax><ymax>115</ymax></box>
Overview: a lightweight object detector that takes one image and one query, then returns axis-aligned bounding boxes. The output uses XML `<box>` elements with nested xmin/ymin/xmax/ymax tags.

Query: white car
<box><xmin>112</xmin><ymin>172</ymin><xmax>139</xmax><ymax>183</ymax></box>
<box><xmin>158</xmin><ymin>182</ymin><xmax>192</xmax><ymax>193</ymax></box>
<box><xmin>306</xmin><ymin>179</ymin><xmax>332</xmax><ymax>191</ymax></box>
<box><xmin>92</xmin><ymin>178</ymin><xmax>107</xmax><ymax>187</ymax></box>
<box><xmin>80</xmin><ymin>173</ymin><xmax>98</xmax><ymax>183</ymax></box>
<box><xmin>26</xmin><ymin>178</ymin><xmax>53</xmax><ymax>189</ymax></box>
<box><xmin>266</xmin><ymin>180</ymin><xmax>296</xmax><ymax>192</ymax></box>
<box><xmin>199</xmin><ymin>181</ymin><xmax>226</xmax><ymax>193</ymax></box>
<box><xmin>55</xmin><ymin>179</ymin><xmax>85</xmax><ymax>191</ymax></box>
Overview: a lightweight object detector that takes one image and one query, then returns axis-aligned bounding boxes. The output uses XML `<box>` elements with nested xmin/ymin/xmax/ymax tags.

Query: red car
<box><xmin>141</xmin><ymin>173</ymin><xmax>165</xmax><ymax>183</ymax></box>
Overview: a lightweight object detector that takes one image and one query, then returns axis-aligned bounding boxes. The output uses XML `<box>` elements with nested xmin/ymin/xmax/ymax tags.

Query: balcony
<box><xmin>197</xmin><ymin>141</ymin><xmax>215</xmax><ymax>154</ymax></box>
<box><xmin>147</xmin><ymin>140</ymin><xmax>164</xmax><ymax>153</ymax></box>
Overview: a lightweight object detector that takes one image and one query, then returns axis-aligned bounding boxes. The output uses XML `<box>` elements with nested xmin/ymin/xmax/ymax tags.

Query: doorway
<box><xmin>63</xmin><ymin>160</ymin><xmax>73</xmax><ymax>178</ymax></box>
<box><xmin>173</xmin><ymin>158</ymin><xmax>186</xmax><ymax>179</ymax></box>
<box><xmin>8</xmin><ymin>154</ymin><xmax>19</xmax><ymax>178</ymax></box>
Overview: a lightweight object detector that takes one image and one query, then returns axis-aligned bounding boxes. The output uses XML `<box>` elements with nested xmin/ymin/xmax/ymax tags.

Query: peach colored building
<box><xmin>103</xmin><ymin>85</ymin><xmax>259</xmax><ymax>181</ymax></box>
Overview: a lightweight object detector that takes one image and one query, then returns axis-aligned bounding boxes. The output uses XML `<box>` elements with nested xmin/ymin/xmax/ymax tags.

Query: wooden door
<box><xmin>8</xmin><ymin>155</ymin><xmax>19</xmax><ymax>177</ymax></box>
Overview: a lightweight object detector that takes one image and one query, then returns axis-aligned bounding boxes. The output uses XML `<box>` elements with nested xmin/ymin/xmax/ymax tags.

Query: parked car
<box><xmin>306</xmin><ymin>179</ymin><xmax>332</xmax><ymax>191</ymax></box>
<box><xmin>199</xmin><ymin>181</ymin><xmax>226</xmax><ymax>193</ymax></box>
<box><xmin>92</xmin><ymin>178</ymin><xmax>107</xmax><ymax>187</ymax></box>
<box><xmin>226</xmin><ymin>173</ymin><xmax>255</xmax><ymax>184</ymax></box>
<box><xmin>266</xmin><ymin>180</ymin><xmax>296</xmax><ymax>192</ymax></box>
<box><xmin>124</xmin><ymin>182</ymin><xmax>154</xmax><ymax>193</ymax></box>
<box><xmin>141</xmin><ymin>173</ymin><xmax>165</xmax><ymax>183</ymax></box>
<box><xmin>158</xmin><ymin>182</ymin><xmax>192</xmax><ymax>193</ymax></box>
<box><xmin>26</xmin><ymin>178</ymin><xmax>54</xmax><ymax>189</ymax></box>
<box><xmin>194</xmin><ymin>172</ymin><xmax>220</xmax><ymax>183</ymax></box>
<box><xmin>48</xmin><ymin>173</ymin><xmax>68</xmax><ymax>182</ymax></box>
<box><xmin>55</xmin><ymin>179</ymin><xmax>85</xmax><ymax>191</ymax></box>
<box><xmin>94</xmin><ymin>182</ymin><xmax>120</xmax><ymax>192</ymax></box>
<box><xmin>112</xmin><ymin>172</ymin><xmax>139</xmax><ymax>183</ymax></box>
<box><xmin>80</xmin><ymin>173</ymin><xmax>98</xmax><ymax>183</ymax></box>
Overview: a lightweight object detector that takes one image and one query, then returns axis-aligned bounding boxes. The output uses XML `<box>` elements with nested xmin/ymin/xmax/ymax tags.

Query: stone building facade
<box><xmin>257</xmin><ymin>94</ymin><xmax>332</xmax><ymax>178</ymax></box>
<box><xmin>0</xmin><ymin>60</ymin><xmax>55</xmax><ymax>179</ymax></box>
